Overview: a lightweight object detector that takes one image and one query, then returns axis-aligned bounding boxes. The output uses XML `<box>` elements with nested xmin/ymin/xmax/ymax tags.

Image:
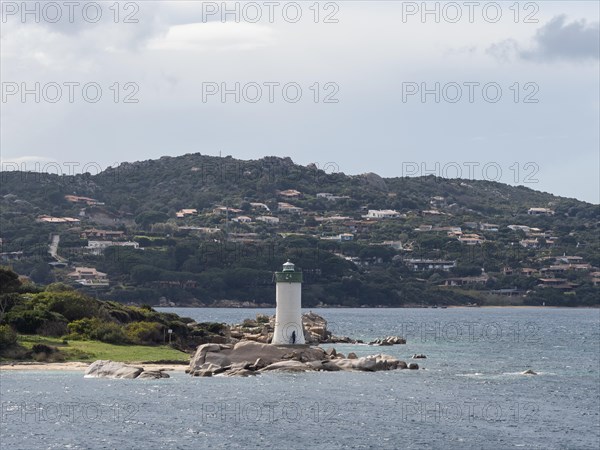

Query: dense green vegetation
<box><xmin>0</xmin><ymin>268</ymin><xmax>224</xmax><ymax>361</ymax></box>
<box><xmin>1</xmin><ymin>153</ymin><xmax>598</xmax><ymax>307</ymax></box>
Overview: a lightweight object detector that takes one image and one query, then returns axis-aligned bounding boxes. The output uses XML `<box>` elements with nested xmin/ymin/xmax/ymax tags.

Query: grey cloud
<box><xmin>521</xmin><ymin>15</ymin><xmax>599</xmax><ymax>61</ymax></box>
<box><xmin>488</xmin><ymin>15</ymin><xmax>599</xmax><ymax>63</ymax></box>
<box><xmin>1</xmin><ymin>2</ymin><xmax>223</xmax><ymax>52</ymax></box>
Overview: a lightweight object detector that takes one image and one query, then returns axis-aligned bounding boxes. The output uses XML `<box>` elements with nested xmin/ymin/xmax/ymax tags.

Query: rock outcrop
<box><xmin>228</xmin><ymin>312</ymin><xmax>362</xmax><ymax>345</ymax></box>
<box><xmin>368</xmin><ymin>336</ymin><xmax>406</xmax><ymax>346</ymax></box>
<box><xmin>84</xmin><ymin>360</ymin><xmax>170</xmax><ymax>379</ymax></box>
<box><xmin>187</xmin><ymin>340</ymin><xmax>414</xmax><ymax>377</ymax></box>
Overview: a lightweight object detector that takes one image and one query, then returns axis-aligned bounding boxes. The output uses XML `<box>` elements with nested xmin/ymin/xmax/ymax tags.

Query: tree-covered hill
<box><xmin>1</xmin><ymin>153</ymin><xmax>598</xmax><ymax>307</ymax></box>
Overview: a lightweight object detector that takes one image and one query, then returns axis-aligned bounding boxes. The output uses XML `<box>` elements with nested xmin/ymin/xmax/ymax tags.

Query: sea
<box><xmin>1</xmin><ymin>307</ymin><xmax>599</xmax><ymax>449</ymax></box>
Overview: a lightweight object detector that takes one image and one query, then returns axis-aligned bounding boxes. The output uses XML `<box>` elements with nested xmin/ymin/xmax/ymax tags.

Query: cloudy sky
<box><xmin>1</xmin><ymin>1</ymin><xmax>598</xmax><ymax>202</ymax></box>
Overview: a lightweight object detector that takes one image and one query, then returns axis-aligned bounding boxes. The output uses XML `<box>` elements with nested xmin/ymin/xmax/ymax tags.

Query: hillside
<box><xmin>1</xmin><ymin>153</ymin><xmax>598</xmax><ymax>307</ymax></box>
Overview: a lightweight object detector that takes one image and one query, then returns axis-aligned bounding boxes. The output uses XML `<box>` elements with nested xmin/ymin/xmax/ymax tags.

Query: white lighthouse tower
<box><xmin>272</xmin><ymin>260</ymin><xmax>305</xmax><ymax>345</ymax></box>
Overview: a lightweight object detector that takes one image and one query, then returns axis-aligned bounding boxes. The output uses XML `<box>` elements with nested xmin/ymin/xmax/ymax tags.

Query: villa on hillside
<box><xmin>67</xmin><ymin>267</ymin><xmax>109</xmax><ymax>286</ymax></box>
<box><xmin>528</xmin><ymin>207</ymin><xmax>555</xmax><ymax>216</ymax></box>
<box><xmin>479</xmin><ymin>223</ymin><xmax>499</xmax><ymax>232</ymax></box>
<box><xmin>316</xmin><ymin>215</ymin><xmax>352</xmax><ymax>222</ymax></box>
<box><xmin>80</xmin><ymin>229</ymin><xmax>124</xmax><ymax>239</ymax></box>
<box><xmin>365</xmin><ymin>209</ymin><xmax>402</xmax><ymax>219</ymax></box>
<box><xmin>232</xmin><ymin>216</ymin><xmax>252</xmax><ymax>223</ymax></box>
<box><xmin>176</xmin><ymin>209</ymin><xmax>198</xmax><ymax>218</ymax></box>
<box><xmin>406</xmin><ymin>259</ymin><xmax>456</xmax><ymax>272</ymax></box>
<box><xmin>64</xmin><ymin>195</ymin><xmax>104</xmax><ymax>206</ymax></box>
<box><xmin>316</xmin><ymin>193</ymin><xmax>351</xmax><ymax>201</ymax></box>
<box><xmin>86</xmin><ymin>240</ymin><xmax>139</xmax><ymax>255</ymax></box>
<box><xmin>538</xmin><ymin>278</ymin><xmax>577</xmax><ymax>290</ymax></box>
<box><xmin>320</xmin><ymin>233</ymin><xmax>354</xmax><ymax>242</ymax></box>
<box><xmin>257</xmin><ymin>216</ymin><xmax>280</xmax><ymax>224</ymax></box>
<box><xmin>37</xmin><ymin>215</ymin><xmax>80</xmax><ymax>224</ymax></box>
<box><xmin>555</xmin><ymin>255</ymin><xmax>585</xmax><ymax>264</ymax></box>
<box><xmin>250</xmin><ymin>202</ymin><xmax>270</xmax><ymax>211</ymax></box>
<box><xmin>540</xmin><ymin>264</ymin><xmax>592</xmax><ymax>275</ymax></box>
<box><xmin>278</xmin><ymin>202</ymin><xmax>303</xmax><ymax>213</ymax></box>
<box><xmin>278</xmin><ymin>189</ymin><xmax>302</xmax><ymax>198</ymax></box>
<box><xmin>458</xmin><ymin>234</ymin><xmax>485</xmax><ymax>245</ymax></box>
<box><xmin>213</xmin><ymin>206</ymin><xmax>242</xmax><ymax>215</ymax></box>
<box><xmin>439</xmin><ymin>274</ymin><xmax>489</xmax><ymax>287</ymax></box>
<box><xmin>519</xmin><ymin>239</ymin><xmax>540</xmax><ymax>249</ymax></box>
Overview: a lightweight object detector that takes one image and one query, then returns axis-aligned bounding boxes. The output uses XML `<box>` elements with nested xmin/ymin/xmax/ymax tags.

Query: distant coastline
<box><xmin>156</xmin><ymin>305</ymin><xmax>600</xmax><ymax>309</ymax></box>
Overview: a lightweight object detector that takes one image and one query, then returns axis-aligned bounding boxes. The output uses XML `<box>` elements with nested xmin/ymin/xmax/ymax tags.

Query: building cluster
<box><xmin>26</xmin><ymin>186</ymin><xmax>595</xmax><ymax>300</ymax></box>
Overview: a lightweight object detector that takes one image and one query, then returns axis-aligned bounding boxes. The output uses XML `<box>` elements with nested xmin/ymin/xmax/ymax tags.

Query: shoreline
<box><xmin>0</xmin><ymin>362</ymin><xmax>189</xmax><ymax>372</ymax></box>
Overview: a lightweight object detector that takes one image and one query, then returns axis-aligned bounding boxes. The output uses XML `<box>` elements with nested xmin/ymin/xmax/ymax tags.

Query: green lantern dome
<box><xmin>275</xmin><ymin>260</ymin><xmax>303</xmax><ymax>283</ymax></box>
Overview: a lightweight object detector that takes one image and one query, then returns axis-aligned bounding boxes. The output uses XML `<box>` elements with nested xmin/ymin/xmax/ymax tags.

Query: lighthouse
<box><xmin>272</xmin><ymin>260</ymin><xmax>305</xmax><ymax>345</ymax></box>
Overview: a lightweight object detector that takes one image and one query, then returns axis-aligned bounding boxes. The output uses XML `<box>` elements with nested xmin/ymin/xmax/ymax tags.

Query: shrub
<box><xmin>125</xmin><ymin>322</ymin><xmax>163</xmax><ymax>345</ymax></box>
<box><xmin>6</xmin><ymin>309</ymin><xmax>67</xmax><ymax>334</ymax></box>
<box><xmin>32</xmin><ymin>343</ymin><xmax>55</xmax><ymax>354</ymax></box>
<box><xmin>256</xmin><ymin>314</ymin><xmax>270</xmax><ymax>324</ymax></box>
<box><xmin>67</xmin><ymin>318</ymin><xmax>129</xmax><ymax>344</ymax></box>
<box><xmin>0</xmin><ymin>324</ymin><xmax>17</xmax><ymax>348</ymax></box>
<box><xmin>199</xmin><ymin>322</ymin><xmax>227</xmax><ymax>334</ymax></box>
<box><xmin>36</xmin><ymin>320</ymin><xmax>68</xmax><ymax>337</ymax></box>
<box><xmin>90</xmin><ymin>322</ymin><xmax>128</xmax><ymax>345</ymax></box>
<box><xmin>44</xmin><ymin>292</ymin><xmax>100</xmax><ymax>321</ymax></box>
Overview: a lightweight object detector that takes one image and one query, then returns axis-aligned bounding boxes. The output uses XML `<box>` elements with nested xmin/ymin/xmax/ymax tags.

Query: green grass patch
<box><xmin>17</xmin><ymin>335</ymin><xmax>190</xmax><ymax>363</ymax></box>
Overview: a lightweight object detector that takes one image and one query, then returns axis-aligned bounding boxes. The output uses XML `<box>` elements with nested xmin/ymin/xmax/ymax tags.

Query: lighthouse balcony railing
<box><xmin>275</xmin><ymin>272</ymin><xmax>303</xmax><ymax>283</ymax></box>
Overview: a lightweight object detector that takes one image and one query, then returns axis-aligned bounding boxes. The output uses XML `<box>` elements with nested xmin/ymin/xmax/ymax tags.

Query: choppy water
<box><xmin>1</xmin><ymin>308</ymin><xmax>599</xmax><ymax>449</ymax></box>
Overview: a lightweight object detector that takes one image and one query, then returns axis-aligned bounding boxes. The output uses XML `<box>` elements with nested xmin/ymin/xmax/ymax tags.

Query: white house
<box><xmin>528</xmin><ymin>208</ymin><xmax>554</xmax><ymax>216</ymax></box>
<box><xmin>232</xmin><ymin>216</ymin><xmax>252</xmax><ymax>223</ymax></box>
<box><xmin>67</xmin><ymin>267</ymin><xmax>109</xmax><ymax>286</ymax></box>
<box><xmin>86</xmin><ymin>240</ymin><xmax>139</xmax><ymax>255</ymax></box>
<box><xmin>257</xmin><ymin>216</ymin><xmax>280</xmax><ymax>224</ymax></box>
<box><xmin>278</xmin><ymin>202</ymin><xmax>303</xmax><ymax>213</ymax></box>
<box><xmin>406</xmin><ymin>259</ymin><xmax>456</xmax><ymax>272</ymax></box>
<box><xmin>365</xmin><ymin>209</ymin><xmax>401</xmax><ymax>219</ymax></box>
<box><xmin>176</xmin><ymin>209</ymin><xmax>197</xmax><ymax>218</ymax></box>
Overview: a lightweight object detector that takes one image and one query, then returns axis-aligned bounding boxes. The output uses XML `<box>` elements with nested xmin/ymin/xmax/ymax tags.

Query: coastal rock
<box><xmin>253</xmin><ymin>358</ymin><xmax>266</xmax><ymax>370</ymax></box>
<box><xmin>352</xmin><ymin>357</ymin><xmax>377</xmax><ymax>371</ymax></box>
<box><xmin>137</xmin><ymin>370</ymin><xmax>170</xmax><ymax>379</ymax></box>
<box><xmin>297</xmin><ymin>346</ymin><xmax>327</xmax><ymax>362</ymax></box>
<box><xmin>412</xmin><ymin>354</ymin><xmax>427</xmax><ymax>359</ymax></box>
<box><xmin>261</xmin><ymin>360</ymin><xmax>314</xmax><ymax>372</ymax></box>
<box><xmin>189</xmin><ymin>343</ymin><xmax>223</xmax><ymax>370</ymax></box>
<box><xmin>204</xmin><ymin>352</ymin><xmax>231</xmax><ymax>368</ymax></box>
<box><xmin>229</xmin><ymin>361</ymin><xmax>253</xmax><ymax>371</ymax></box>
<box><xmin>84</xmin><ymin>360</ymin><xmax>143</xmax><ymax>379</ymax></box>
<box><xmin>521</xmin><ymin>369</ymin><xmax>537</xmax><ymax>375</ymax></box>
<box><xmin>407</xmin><ymin>363</ymin><xmax>419</xmax><ymax>370</ymax></box>
<box><xmin>369</xmin><ymin>336</ymin><xmax>406</xmax><ymax>346</ymax></box>
<box><xmin>225</xmin><ymin>368</ymin><xmax>256</xmax><ymax>377</ymax></box>
<box><xmin>200</xmin><ymin>362</ymin><xmax>223</xmax><ymax>372</ymax></box>
<box><xmin>228</xmin><ymin>341</ymin><xmax>289</xmax><ymax>365</ymax></box>
<box><xmin>188</xmin><ymin>340</ymin><xmax>411</xmax><ymax>376</ymax></box>
<box><xmin>229</xmin><ymin>312</ymin><xmax>356</xmax><ymax>345</ymax></box>
<box><xmin>307</xmin><ymin>360</ymin><xmax>342</xmax><ymax>372</ymax></box>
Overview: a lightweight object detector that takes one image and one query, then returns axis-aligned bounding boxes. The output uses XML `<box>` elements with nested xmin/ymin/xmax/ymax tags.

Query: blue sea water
<box><xmin>1</xmin><ymin>307</ymin><xmax>599</xmax><ymax>449</ymax></box>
